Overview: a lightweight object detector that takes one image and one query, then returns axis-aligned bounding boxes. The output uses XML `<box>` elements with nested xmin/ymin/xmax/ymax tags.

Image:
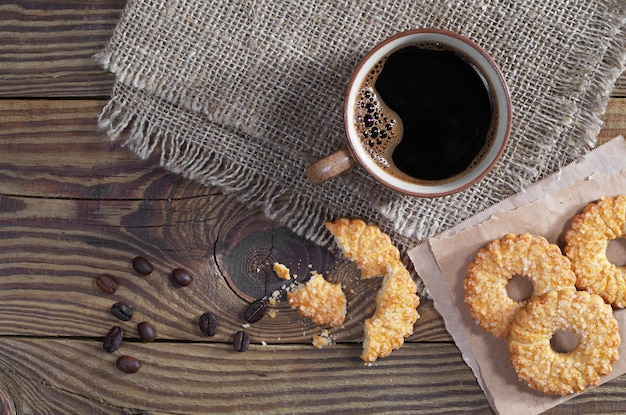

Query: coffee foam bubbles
<box><xmin>352</xmin><ymin>43</ymin><xmax>499</xmax><ymax>186</ymax></box>
<box><xmin>353</xmin><ymin>56</ymin><xmax>403</xmax><ymax>172</ymax></box>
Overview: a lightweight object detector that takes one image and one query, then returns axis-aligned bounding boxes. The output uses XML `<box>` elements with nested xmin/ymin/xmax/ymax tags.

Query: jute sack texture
<box><xmin>98</xmin><ymin>0</ymin><xmax>626</xmax><ymax>290</ymax></box>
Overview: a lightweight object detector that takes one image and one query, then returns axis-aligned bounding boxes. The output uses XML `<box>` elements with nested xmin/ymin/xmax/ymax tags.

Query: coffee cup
<box><xmin>306</xmin><ymin>29</ymin><xmax>512</xmax><ymax>197</ymax></box>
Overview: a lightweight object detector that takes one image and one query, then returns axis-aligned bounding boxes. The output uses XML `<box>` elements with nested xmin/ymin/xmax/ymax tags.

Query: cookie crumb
<box><xmin>273</xmin><ymin>262</ymin><xmax>291</xmax><ymax>280</ymax></box>
<box><xmin>312</xmin><ymin>329</ymin><xmax>334</xmax><ymax>349</ymax></box>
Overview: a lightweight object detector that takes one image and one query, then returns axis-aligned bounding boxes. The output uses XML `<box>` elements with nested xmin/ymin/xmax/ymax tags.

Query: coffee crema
<box><xmin>354</xmin><ymin>43</ymin><xmax>495</xmax><ymax>184</ymax></box>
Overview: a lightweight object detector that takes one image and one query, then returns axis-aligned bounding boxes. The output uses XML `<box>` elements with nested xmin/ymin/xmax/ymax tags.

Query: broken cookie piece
<box><xmin>325</xmin><ymin>217</ymin><xmax>420</xmax><ymax>362</ymax></box>
<box><xmin>287</xmin><ymin>272</ymin><xmax>346</xmax><ymax>328</ymax></box>
<box><xmin>324</xmin><ymin>218</ymin><xmax>401</xmax><ymax>279</ymax></box>
<box><xmin>312</xmin><ymin>329</ymin><xmax>335</xmax><ymax>349</ymax></box>
<box><xmin>361</xmin><ymin>262</ymin><xmax>420</xmax><ymax>362</ymax></box>
<box><xmin>273</xmin><ymin>262</ymin><xmax>291</xmax><ymax>280</ymax></box>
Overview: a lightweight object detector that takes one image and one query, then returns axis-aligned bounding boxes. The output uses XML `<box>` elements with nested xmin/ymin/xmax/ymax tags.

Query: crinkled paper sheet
<box><xmin>409</xmin><ymin>136</ymin><xmax>626</xmax><ymax>415</ymax></box>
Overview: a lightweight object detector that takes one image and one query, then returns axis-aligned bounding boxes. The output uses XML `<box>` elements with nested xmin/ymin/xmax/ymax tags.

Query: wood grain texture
<box><xmin>598</xmin><ymin>98</ymin><xmax>626</xmax><ymax>145</ymax></box>
<box><xmin>0</xmin><ymin>0</ymin><xmax>124</xmax><ymax>97</ymax></box>
<box><xmin>0</xmin><ymin>339</ymin><xmax>493</xmax><ymax>415</ymax></box>
<box><xmin>1</xmin><ymin>1</ymin><xmax>625</xmax><ymax>413</ymax></box>
<box><xmin>0</xmin><ymin>99</ymin><xmax>448</xmax><ymax>345</ymax></box>
<box><xmin>1</xmin><ymin>99</ymin><xmax>625</xmax><ymax>412</ymax></box>
<box><xmin>0</xmin><ymin>0</ymin><xmax>624</xmax><ymax>99</ymax></box>
<box><xmin>0</xmin><ymin>338</ymin><xmax>625</xmax><ymax>415</ymax></box>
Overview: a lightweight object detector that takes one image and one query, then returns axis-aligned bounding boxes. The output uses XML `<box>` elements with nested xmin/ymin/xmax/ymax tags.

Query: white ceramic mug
<box><xmin>306</xmin><ymin>29</ymin><xmax>512</xmax><ymax>197</ymax></box>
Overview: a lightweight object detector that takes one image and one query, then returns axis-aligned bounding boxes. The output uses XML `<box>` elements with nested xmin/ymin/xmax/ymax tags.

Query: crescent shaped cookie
<box><xmin>325</xmin><ymin>218</ymin><xmax>419</xmax><ymax>361</ymax></box>
<box><xmin>361</xmin><ymin>262</ymin><xmax>420</xmax><ymax>362</ymax></box>
<box><xmin>324</xmin><ymin>218</ymin><xmax>401</xmax><ymax>279</ymax></box>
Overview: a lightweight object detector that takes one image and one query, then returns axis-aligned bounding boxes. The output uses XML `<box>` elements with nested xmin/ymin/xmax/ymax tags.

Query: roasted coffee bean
<box><xmin>111</xmin><ymin>302</ymin><xmax>133</xmax><ymax>321</ymax></box>
<box><xmin>244</xmin><ymin>298</ymin><xmax>266</xmax><ymax>323</ymax></box>
<box><xmin>96</xmin><ymin>274</ymin><xmax>117</xmax><ymax>295</ymax></box>
<box><xmin>171</xmin><ymin>268</ymin><xmax>193</xmax><ymax>287</ymax></box>
<box><xmin>116</xmin><ymin>355</ymin><xmax>141</xmax><ymax>373</ymax></box>
<box><xmin>132</xmin><ymin>256</ymin><xmax>153</xmax><ymax>276</ymax></box>
<box><xmin>199</xmin><ymin>312</ymin><xmax>217</xmax><ymax>337</ymax></box>
<box><xmin>233</xmin><ymin>330</ymin><xmax>250</xmax><ymax>352</ymax></box>
<box><xmin>103</xmin><ymin>326</ymin><xmax>124</xmax><ymax>353</ymax></box>
<box><xmin>137</xmin><ymin>322</ymin><xmax>156</xmax><ymax>343</ymax></box>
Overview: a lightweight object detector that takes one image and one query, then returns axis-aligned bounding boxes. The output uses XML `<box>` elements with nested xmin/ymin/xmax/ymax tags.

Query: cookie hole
<box><xmin>606</xmin><ymin>238</ymin><xmax>626</xmax><ymax>267</ymax></box>
<box><xmin>506</xmin><ymin>274</ymin><xmax>533</xmax><ymax>301</ymax></box>
<box><xmin>550</xmin><ymin>330</ymin><xmax>579</xmax><ymax>353</ymax></box>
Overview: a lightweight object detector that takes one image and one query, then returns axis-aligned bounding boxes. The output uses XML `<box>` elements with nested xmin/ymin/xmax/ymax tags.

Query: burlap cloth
<box><xmin>97</xmin><ymin>0</ymin><xmax>626</xmax><ymax>293</ymax></box>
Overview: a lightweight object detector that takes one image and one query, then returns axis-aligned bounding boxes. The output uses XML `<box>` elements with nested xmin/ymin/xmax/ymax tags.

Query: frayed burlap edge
<box><xmin>96</xmin><ymin>5</ymin><xmax>626</xmax><ymax>298</ymax></box>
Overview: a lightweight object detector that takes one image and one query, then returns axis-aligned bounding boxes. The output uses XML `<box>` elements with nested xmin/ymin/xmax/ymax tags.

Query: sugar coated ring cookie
<box><xmin>508</xmin><ymin>287</ymin><xmax>620</xmax><ymax>395</ymax></box>
<box><xmin>464</xmin><ymin>233</ymin><xmax>576</xmax><ymax>339</ymax></box>
<box><xmin>564</xmin><ymin>195</ymin><xmax>626</xmax><ymax>308</ymax></box>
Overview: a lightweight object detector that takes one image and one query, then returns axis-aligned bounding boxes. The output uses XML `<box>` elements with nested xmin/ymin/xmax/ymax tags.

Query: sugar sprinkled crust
<box><xmin>564</xmin><ymin>195</ymin><xmax>626</xmax><ymax>307</ymax></box>
<box><xmin>287</xmin><ymin>272</ymin><xmax>346</xmax><ymax>328</ymax></box>
<box><xmin>325</xmin><ymin>218</ymin><xmax>420</xmax><ymax>362</ymax></box>
<box><xmin>464</xmin><ymin>233</ymin><xmax>576</xmax><ymax>339</ymax></box>
<box><xmin>324</xmin><ymin>218</ymin><xmax>400</xmax><ymax>279</ymax></box>
<box><xmin>508</xmin><ymin>287</ymin><xmax>620</xmax><ymax>395</ymax></box>
<box><xmin>361</xmin><ymin>262</ymin><xmax>420</xmax><ymax>362</ymax></box>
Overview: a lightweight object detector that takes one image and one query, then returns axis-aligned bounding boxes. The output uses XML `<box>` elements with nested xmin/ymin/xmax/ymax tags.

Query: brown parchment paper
<box><xmin>409</xmin><ymin>136</ymin><xmax>626</xmax><ymax>415</ymax></box>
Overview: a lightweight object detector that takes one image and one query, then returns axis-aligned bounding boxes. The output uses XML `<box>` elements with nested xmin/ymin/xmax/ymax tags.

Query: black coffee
<box><xmin>354</xmin><ymin>43</ymin><xmax>493</xmax><ymax>182</ymax></box>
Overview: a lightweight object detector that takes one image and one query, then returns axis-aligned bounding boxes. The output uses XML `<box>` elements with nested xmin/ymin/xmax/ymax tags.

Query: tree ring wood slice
<box><xmin>215</xmin><ymin>226</ymin><xmax>335</xmax><ymax>303</ymax></box>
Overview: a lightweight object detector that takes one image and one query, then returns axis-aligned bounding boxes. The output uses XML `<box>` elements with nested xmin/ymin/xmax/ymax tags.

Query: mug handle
<box><xmin>305</xmin><ymin>148</ymin><xmax>357</xmax><ymax>185</ymax></box>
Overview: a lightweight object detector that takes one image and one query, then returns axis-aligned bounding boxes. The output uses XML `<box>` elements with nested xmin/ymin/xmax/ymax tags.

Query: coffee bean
<box><xmin>116</xmin><ymin>355</ymin><xmax>141</xmax><ymax>373</ymax></box>
<box><xmin>103</xmin><ymin>326</ymin><xmax>124</xmax><ymax>353</ymax></box>
<box><xmin>199</xmin><ymin>312</ymin><xmax>217</xmax><ymax>337</ymax></box>
<box><xmin>132</xmin><ymin>256</ymin><xmax>153</xmax><ymax>276</ymax></box>
<box><xmin>96</xmin><ymin>274</ymin><xmax>117</xmax><ymax>295</ymax></box>
<box><xmin>171</xmin><ymin>268</ymin><xmax>193</xmax><ymax>287</ymax></box>
<box><xmin>111</xmin><ymin>302</ymin><xmax>133</xmax><ymax>321</ymax></box>
<box><xmin>233</xmin><ymin>330</ymin><xmax>250</xmax><ymax>352</ymax></box>
<box><xmin>137</xmin><ymin>322</ymin><xmax>156</xmax><ymax>343</ymax></box>
<box><xmin>244</xmin><ymin>299</ymin><xmax>266</xmax><ymax>323</ymax></box>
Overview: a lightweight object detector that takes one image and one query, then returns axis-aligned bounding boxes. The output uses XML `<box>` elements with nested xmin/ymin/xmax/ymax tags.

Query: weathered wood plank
<box><xmin>0</xmin><ymin>1</ymin><xmax>624</xmax><ymax>413</ymax></box>
<box><xmin>0</xmin><ymin>338</ymin><xmax>625</xmax><ymax>415</ymax></box>
<box><xmin>0</xmin><ymin>0</ymin><xmax>624</xmax><ymax>98</ymax></box>
<box><xmin>0</xmin><ymin>99</ymin><xmax>448</xmax><ymax>344</ymax></box>
<box><xmin>0</xmin><ymin>190</ymin><xmax>446</xmax><ymax>343</ymax></box>
<box><xmin>598</xmin><ymin>98</ymin><xmax>626</xmax><ymax>145</ymax></box>
<box><xmin>0</xmin><ymin>99</ymin><xmax>195</xmax><ymax>199</ymax></box>
<box><xmin>5</xmin><ymin>340</ymin><xmax>489</xmax><ymax>414</ymax></box>
<box><xmin>0</xmin><ymin>0</ymin><xmax>124</xmax><ymax>97</ymax></box>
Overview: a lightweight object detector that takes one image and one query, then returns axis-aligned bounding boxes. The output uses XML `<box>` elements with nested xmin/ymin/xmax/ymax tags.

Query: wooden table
<box><xmin>1</xmin><ymin>2</ymin><xmax>625</xmax><ymax>414</ymax></box>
